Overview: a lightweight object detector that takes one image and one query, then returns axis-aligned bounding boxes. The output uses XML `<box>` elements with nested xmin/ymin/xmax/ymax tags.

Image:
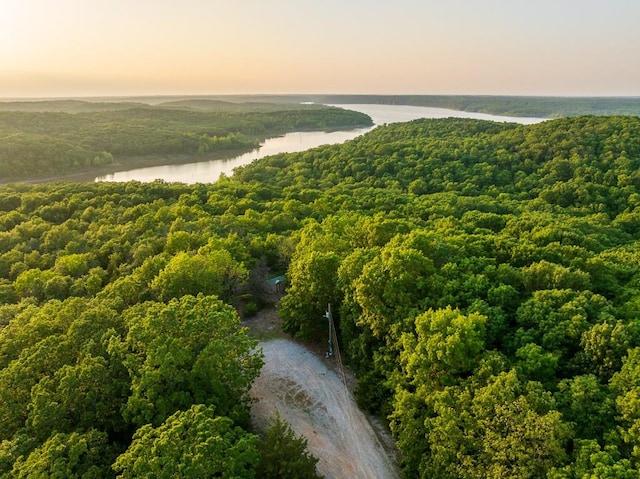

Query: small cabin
<box><xmin>266</xmin><ymin>275</ymin><xmax>286</xmax><ymax>293</ymax></box>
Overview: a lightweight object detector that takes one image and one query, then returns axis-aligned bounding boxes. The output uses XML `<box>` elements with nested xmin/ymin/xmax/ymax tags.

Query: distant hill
<box><xmin>312</xmin><ymin>94</ymin><xmax>640</xmax><ymax>118</ymax></box>
<box><xmin>4</xmin><ymin>95</ymin><xmax>639</xmax><ymax>117</ymax></box>
<box><xmin>156</xmin><ymin>99</ymin><xmax>330</xmax><ymax>112</ymax></box>
<box><xmin>0</xmin><ymin>99</ymin><xmax>150</xmax><ymax>112</ymax></box>
<box><xmin>171</xmin><ymin>94</ymin><xmax>640</xmax><ymax>118</ymax></box>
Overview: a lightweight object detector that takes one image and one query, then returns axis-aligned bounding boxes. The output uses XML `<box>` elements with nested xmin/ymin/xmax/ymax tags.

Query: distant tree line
<box><xmin>157</xmin><ymin>94</ymin><xmax>640</xmax><ymax>118</ymax></box>
<box><xmin>315</xmin><ymin>94</ymin><xmax>640</xmax><ymax>118</ymax></box>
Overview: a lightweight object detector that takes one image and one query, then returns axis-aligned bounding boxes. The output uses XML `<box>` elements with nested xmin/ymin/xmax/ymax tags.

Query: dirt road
<box><xmin>250</xmin><ymin>338</ymin><xmax>399</xmax><ymax>479</ymax></box>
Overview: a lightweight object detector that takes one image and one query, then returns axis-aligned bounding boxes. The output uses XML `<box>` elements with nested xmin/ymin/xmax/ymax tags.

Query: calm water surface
<box><xmin>95</xmin><ymin>104</ymin><xmax>545</xmax><ymax>183</ymax></box>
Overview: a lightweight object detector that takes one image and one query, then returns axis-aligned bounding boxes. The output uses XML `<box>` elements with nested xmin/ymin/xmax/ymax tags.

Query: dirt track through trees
<box><xmin>250</xmin><ymin>338</ymin><xmax>399</xmax><ymax>479</ymax></box>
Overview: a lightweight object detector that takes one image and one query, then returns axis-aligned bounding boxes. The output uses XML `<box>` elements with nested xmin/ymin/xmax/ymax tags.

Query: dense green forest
<box><xmin>0</xmin><ymin>100</ymin><xmax>372</xmax><ymax>181</ymax></box>
<box><xmin>1</xmin><ymin>114</ymin><xmax>640</xmax><ymax>477</ymax></box>
<box><xmin>0</xmin><ymin>177</ymin><xmax>320</xmax><ymax>477</ymax></box>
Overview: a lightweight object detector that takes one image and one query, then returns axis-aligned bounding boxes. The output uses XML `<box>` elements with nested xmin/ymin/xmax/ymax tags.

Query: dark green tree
<box><xmin>256</xmin><ymin>414</ymin><xmax>321</xmax><ymax>479</ymax></box>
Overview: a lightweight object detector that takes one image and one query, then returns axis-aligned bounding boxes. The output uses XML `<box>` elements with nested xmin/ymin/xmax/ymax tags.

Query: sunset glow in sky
<box><xmin>1</xmin><ymin>0</ymin><xmax>639</xmax><ymax>98</ymax></box>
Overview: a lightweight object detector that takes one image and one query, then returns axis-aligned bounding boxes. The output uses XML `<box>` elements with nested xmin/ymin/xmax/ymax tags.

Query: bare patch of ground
<box><xmin>243</xmin><ymin>306</ymin><xmax>287</xmax><ymax>341</ymax></box>
<box><xmin>246</xmin><ymin>308</ymin><xmax>399</xmax><ymax>479</ymax></box>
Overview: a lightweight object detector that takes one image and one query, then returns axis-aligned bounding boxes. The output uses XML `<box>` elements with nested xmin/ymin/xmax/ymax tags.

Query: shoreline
<box><xmin>0</xmin><ymin>123</ymin><xmax>373</xmax><ymax>185</ymax></box>
<box><xmin>0</xmin><ymin>101</ymin><xmax>555</xmax><ymax>185</ymax></box>
<box><xmin>0</xmin><ymin>144</ymin><xmax>266</xmax><ymax>184</ymax></box>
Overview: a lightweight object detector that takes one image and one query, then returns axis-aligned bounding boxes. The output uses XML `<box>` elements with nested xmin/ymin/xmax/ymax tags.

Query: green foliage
<box><xmin>245</xmin><ymin>114</ymin><xmax>640</xmax><ymax>476</ymax></box>
<box><xmin>256</xmin><ymin>414</ymin><xmax>321</xmax><ymax>479</ymax></box>
<box><xmin>1</xmin><ymin>114</ymin><xmax>640</xmax><ymax>477</ymax></box>
<box><xmin>316</xmin><ymin>94</ymin><xmax>640</xmax><ymax>117</ymax></box>
<box><xmin>0</xmin><ymin>101</ymin><xmax>372</xmax><ymax>180</ymax></box>
<box><xmin>548</xmin><ymin>440</ymin><xmax>639</xmax><ymax>478</ymax></box>
<box><xmin>400</xmin><ymin>307</ymin><xmax>487</xmax><ymax>378</ymax></box>
<box><xmin>280</xmin><ymin>249</ymin><xmax>341</xmax><ymax>337</ymax></box>
<box><xmin>113</xmin><ymin>405</ymin><xmax>259</xmax><ymax>479</ymax></box>
<box><xmin>112</xmin><ymin>294</ymin><xmax>262</xmax><ymax>427</ymax></box>
<box><xmin>391</xmin><ymin>368</ymin><xmax>572</xmax><ymax>479</ymax></box>
<box><xmin>10</xmin><ymin>430</ymin><xmax>115</xmax><ymax>479</ymax></box>
<box><xmin>150</xmin><ymin>249</ymin><xmax>247</xmax><ymax>302</ymax></box>
<box><xmin>610</xmin><ymin>348</ymin><xmax>640</xmax><ymax>462</ymax></box>
<box><xmin>0</xmin><ymin>181</ymin><xmax>271</xmax><ymax>474</ymax></box>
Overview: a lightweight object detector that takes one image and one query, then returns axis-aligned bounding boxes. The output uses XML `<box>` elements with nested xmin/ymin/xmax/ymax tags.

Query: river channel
<box><xmin>95</xmin><ymin>104</ymin><xmax>546</xmax><ymax>184</ymax></box>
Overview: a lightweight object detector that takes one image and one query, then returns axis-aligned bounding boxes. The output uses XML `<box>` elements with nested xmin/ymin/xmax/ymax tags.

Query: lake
<box><xmin>95</xmin><ymin>104</ymin><xmax>546</xmax><ymax>183</ymax></box>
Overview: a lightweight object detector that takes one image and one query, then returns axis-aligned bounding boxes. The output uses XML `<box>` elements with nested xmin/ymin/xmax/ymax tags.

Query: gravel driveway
<box><xmin>250</xmin><ymin>338</ymin><xmax>399</xmax><ymax>479</ymax></box>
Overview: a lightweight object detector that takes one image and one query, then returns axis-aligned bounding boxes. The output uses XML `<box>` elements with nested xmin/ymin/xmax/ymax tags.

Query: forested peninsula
<box><xmin>1</xmin><ymin>114</ymin><xmax>640</xmax><ymax>477</ymax></box>
<box><xmin>171</xmin><ymin>94</ymin><xmax>640</xmax><ymax>118</ymax></box>
<box><xmin>0</xmin><ymin>100</ymin><xmax>372</xmax><ymax>182</ymax></box>
<box><xmin>316</xmin><ymin>94</ymin><xmax>640</xmax><ymax>118</ymax></box>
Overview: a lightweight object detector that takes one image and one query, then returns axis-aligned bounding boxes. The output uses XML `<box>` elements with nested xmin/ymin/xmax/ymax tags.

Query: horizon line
<box><xmin>1</xmin><ymin>93</ymin><xmax>640</xmax><ymax>102</ymax></box>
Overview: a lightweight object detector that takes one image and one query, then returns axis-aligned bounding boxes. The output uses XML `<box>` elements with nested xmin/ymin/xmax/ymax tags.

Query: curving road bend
<box><xmin>250</xmin><ymin>338</ymin><xmax>399</xmax><ymax>479</ymax></box>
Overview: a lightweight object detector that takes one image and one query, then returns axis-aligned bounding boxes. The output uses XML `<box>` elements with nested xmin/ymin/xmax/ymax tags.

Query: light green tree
<box><xmin>111</xmin><ymin>294</ymin><xmax>263</xmax><ymax>427</ymax></box>
<box><xmin>11</xmin><ymin>430</ymin><xmax>114</xmax><ymax>479</ymax></box>
<box><xmin>610</xmin><ymin>347</ymin><xmax>640</xmax><ymax>462</ymax></box>
<box><xmin>113</xmin><ymin>405</ymin><xmax>259</xmax><ymax>479</ymax></box>
<box><xmin>150</xmin><ymin>250</ymin><xmax>247</xmax><ymax>302</ymax></box>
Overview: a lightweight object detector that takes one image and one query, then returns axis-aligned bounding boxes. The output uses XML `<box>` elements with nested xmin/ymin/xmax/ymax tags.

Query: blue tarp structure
<box><xmin>266</xmin><ymin>275</ymin><xmax>286</xmax><ymax>292</ymax></box>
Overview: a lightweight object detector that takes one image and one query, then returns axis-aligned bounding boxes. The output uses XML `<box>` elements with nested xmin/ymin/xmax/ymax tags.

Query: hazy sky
<box><xmin>1</xmin><ymin>0</ymin><xmax>639</xmax><ymax>98</ymax></box>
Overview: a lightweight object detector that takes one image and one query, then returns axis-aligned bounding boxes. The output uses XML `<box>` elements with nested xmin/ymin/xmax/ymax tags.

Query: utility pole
<box><xmin>324</xmin><ymin>303</ymin><xmax>334</xmax><ymax>359</ymax></box>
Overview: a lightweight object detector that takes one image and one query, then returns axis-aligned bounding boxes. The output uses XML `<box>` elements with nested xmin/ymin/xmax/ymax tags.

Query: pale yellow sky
<box><xmin>1</xmin><ymin>0</ymin><xmax>639</xmax><ymax>98</ymax></box>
